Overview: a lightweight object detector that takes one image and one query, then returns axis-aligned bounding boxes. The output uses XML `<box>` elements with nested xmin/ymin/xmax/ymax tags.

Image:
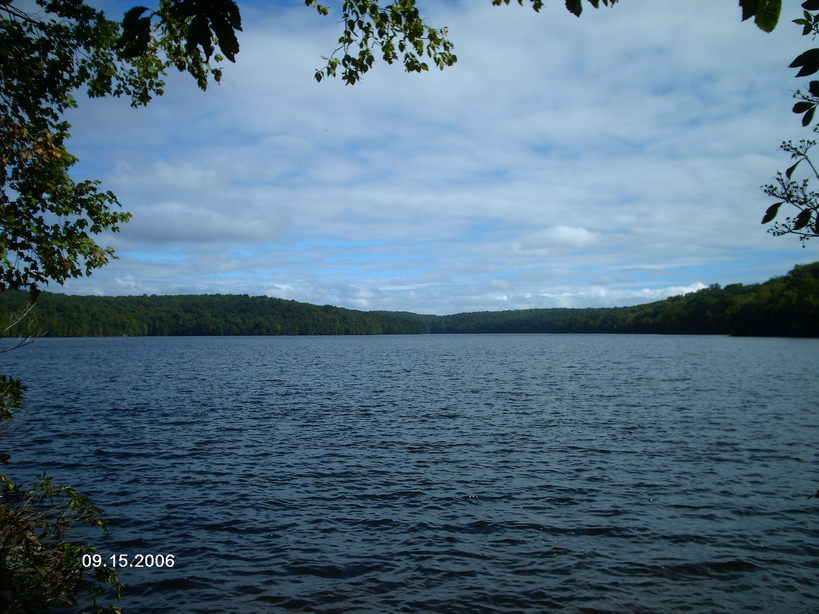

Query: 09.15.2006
<box><xmin>82</xmin><ymin>553</ymin><xmax>175</xmax><ymax>568</ymax></box>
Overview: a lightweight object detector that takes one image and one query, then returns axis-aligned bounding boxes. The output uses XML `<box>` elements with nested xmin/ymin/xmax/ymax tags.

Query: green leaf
<box><xmin>211</xmin><ymin>20</ymin><xmax>241</xmax><ymax>61</ymax></box>
<box><xmin>786</xmin><ymin>160</ymin><xmax>801</xmax><ymax>179</ymax></box>
<box><xmin>761</xmin><ymin>201</ymin><xmax>783</xmax><ymax>223</ymax></box>
<box><xmin>118</xmin><ymin>6</ymin><xmax>152</xmax><ymax>58</ymax></box>
<box><xmin>793</xmin><ymin>101</ymin><xmax>814</xmax><ymax>113</ymax></box>
<box><xmin>793</xmin><ymin>208</ymin><xmax>813</xmax><ymax>229</ymax></box>
<box><xmin>121</xmin><ymin>6</ymin><xmax>150</xmax><ymax>28</ymax></box>
<box><xmin>187</xmin><ymin>15</ymin><xmax>214</xmax><ymax>60</ymax></box>
<box><xmin>809</xmin><ymin>81</ymin><xmax>819</xmax><ymax>96</ymax></box>
<box><xmin>803</xmin><ymin>105</ymin><xmax>817</xmax><ymax>126</ymax></box>
<box><xmin>790</xmin><ymin>48</ymin><xmax>819</xmax><ymax>77</ymax></box>
<box><xmin>202</xmin><ymin>0</ymin><xmax>242</xmax><ymax>62</ymax></box>
<box><xmin>754</xmin><ymin>0</ymin><xmax>781</xmax><ymax>31</ymax></box>
<box><xmin>565</xmin><ymin>0</ymin><xmax>583</xmax><ymax>16</ymax></box>
<box><xmin>740</xmin><ymin>0</ymin><xmax>760</xmax><ymax>21</ymax></box>
<box><xmin>803</xmin><ymin>0</ymin><xmax>819</xmax><ymax>10</ymax></box>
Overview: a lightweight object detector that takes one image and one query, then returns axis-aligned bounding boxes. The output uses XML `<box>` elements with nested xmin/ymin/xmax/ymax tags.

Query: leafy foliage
<box><xmin>786</xmin><ymin>2</ymin><xmax>819</xmax><ymax>129</ymax></box>
<box><xmin>1</xmin><ymin>1</ymin><xmax>138</xmax><ymax>295</ymax></box>
<box><xmin>0</xmin><ymin>122</ymin><xmax>131</xmax><ymax>296</ymax></box>
<box><xmin>0</xmin><ymin>316</ymin><xmax>120</xmax><ymax>611</ymax></box>
<box><xmin>0</xmin><ymin>303</ymin><xmax>121</xmax><ymax>611</ymax></box>
<box><xmin>761</xmin><ymin>140</ymin><xmax>819</xmax><ymax>242</ymax></box>
<box><xmin>0</xmin><ymin>473</ymin><xmax>123</xmax><ymax>613</ymax></box>
<box><xmin>0</xmin><ymin>0</ymin><xmax>252</xmax><ymax>297</ymax></box>
<box><xmin>310</xmin><ymin>0</ymin><xmax>457</xmax><ymax>84</ymax></box>
<box><xmin>0</xmin><ymin>375</ymin><xmax>24</xmax><ymax>424</ymax></box>
<box><xmin>116</xmin><ymin>0</ymin><xmax>242</xmax><ymax>90</ymax></box>
<box><xmin>309</xmin><ymin>0</ymin><xmax>619</xmax><ymax>84</ymax></box>
<box><xmin>740</xmin><ymin>0</ymin><xmax>782</xmax><ymax>33</ymax></box>
<box><xmin>761</xmin><ymin>0</ymin><xmax>819</xmax><ymax>241</ymax></box>
<box><xmin>0</xmin><ymin>303</ymin><xmax>36</xmax><ymax>424</ymax></box>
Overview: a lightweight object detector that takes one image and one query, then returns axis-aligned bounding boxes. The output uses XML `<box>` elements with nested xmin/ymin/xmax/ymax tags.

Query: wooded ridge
<box><xmin>1</xmin><ymin>262</ymin><xmax>817</xmax><ymax>338</ymax></box>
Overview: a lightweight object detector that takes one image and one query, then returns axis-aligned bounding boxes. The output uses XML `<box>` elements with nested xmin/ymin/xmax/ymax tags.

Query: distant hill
<box><xmin>0</xmin><ymin>293</ymin><xmax>426</xmax><ymax>337</ymax></box>
<box><xmin>375</xmin><ymin>262</ymin><xmax>818</xmax><ymax>337</ymax></box>
<box><xmin>1</xmin><ymin>262</ymin><xmax>817</xmax><ymax>337</ymax></box>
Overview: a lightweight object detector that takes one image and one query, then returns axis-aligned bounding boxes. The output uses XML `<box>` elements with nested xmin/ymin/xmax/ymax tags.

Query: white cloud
<box><xmin>532</xmin><ymin>282</ymin><xmax>710</xmax><ymax>309</ymax></box>
<box><xmin>519</xmin><ymin>226</ymin><xmax>599</xmax><ymax>251</ymax></box>
<box><xmin>123</xmin><ymin>201</ymin><xmax>286</xmax><ymax>243</ymax></box>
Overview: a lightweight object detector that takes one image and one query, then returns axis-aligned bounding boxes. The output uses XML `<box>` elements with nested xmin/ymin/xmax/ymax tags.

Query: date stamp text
<box><xmin>82</xmin><ymin>553</ymin><xmax>176</xmax><ymax>568</ymax></box>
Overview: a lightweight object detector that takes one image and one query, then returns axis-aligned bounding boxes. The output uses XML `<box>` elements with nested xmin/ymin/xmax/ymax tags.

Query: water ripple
<box><xmin>3</xmin><ymin>334</ymin><xmax>818</xmax><ymax>613</ymax></box>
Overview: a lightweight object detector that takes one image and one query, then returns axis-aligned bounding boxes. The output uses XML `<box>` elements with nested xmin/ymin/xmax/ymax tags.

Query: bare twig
<box><xmin>0</xmin><ymin>302</ymin><xmax>40</xmax><ymax>354</ymax></box>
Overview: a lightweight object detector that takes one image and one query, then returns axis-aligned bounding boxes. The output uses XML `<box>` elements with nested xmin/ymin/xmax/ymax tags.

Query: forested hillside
<box><xmin>0</xmin><ymin>262</ymin><xmax>817</xmax><ymax>337</ymax></box>
<box><xmin>405</xmin><ymin>261</ymin><xmax>819</xmax><ymax>337</ymax></box>
<box><xmin>626</xmin><ymin>262</ymin><xmax>818</xmax><ymax>337</ymax></box>
<box><xmin>0</xmin><ymin>293</ymin><xmax>426</xmax><ymax>336</ymax></box>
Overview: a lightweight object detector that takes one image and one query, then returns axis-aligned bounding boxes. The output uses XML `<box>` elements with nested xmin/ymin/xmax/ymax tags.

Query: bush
<box><xmin>0</xmin><ymin>473</ymin><xmax>124</xmax><ymax>613</ymax></box>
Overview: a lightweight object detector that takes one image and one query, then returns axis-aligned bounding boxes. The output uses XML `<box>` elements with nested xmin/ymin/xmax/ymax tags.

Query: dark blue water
<box><xmin>2</xmin><ymin>334</ymin><xmax>818</xmax><ymax>613</ymax></box>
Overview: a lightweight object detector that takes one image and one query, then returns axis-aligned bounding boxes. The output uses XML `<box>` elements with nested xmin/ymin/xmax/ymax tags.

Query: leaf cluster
<box><xmin>739</xmin><ymin>0</ymin><xmax>783</xmax><ymax>33</ymax></box>
<box><xmin>0</xmin><ymin>473</ymin><xmax>122</xmax><ymax>613</ymax></box>
<box><xmin>761</xmin><ymin>140</ymin><xmax>819</xmax><ymax>242</ymax></box>
<box><xmin>118</xmin><ymin>0</ymin><xmax>242</xmax><ymax>90</ymax></box>
<box><xmin>0</xmin><ymin>375</ymin><xmax>24</xmax><ymax>424</ymax></box>
<box><xmin>757</xmin><ymin>1</ymin><xmax>819</xmax><ymax>242</ymax></box>
<box><xmin>311</xmin><ymin>0</ymin><xmax>618</xmax><ymax>85</ymax></box>
<box><xmin>0</xmin><ymin>0</ymin><xmax>163</xmax><ymax>295</ymax></box>
<box><xmin>0</xmin><ymin>303</ymin><xmax>36</xmax><ymax>425</ymax></box>
<box><xmin>0</xmin><ymin>305</ymin><xmax>117</xmax><ymax>612</ymax></box>
<box><xmin>490</xmin><ymin>0</ymin><xmax>618</xmax><ymax>18</ymax></box>
<box><xmin>0</xmin><ymin>120</ymin><xmax>132</xmax><ymax>296</ymax></box>
<box><xmin>788</xmin><ymin>1</ymin><xmax>819</xmax><ymax>128</ymax></box>
<box><xmin>311</xmin><ymin>0</ymin><xmax>457</xmax><ymax>84</ymax></box>
<box><xmin>0</xmin><ymin>0</ymin><xmax>246</xmax><ymax>296</ymax></box>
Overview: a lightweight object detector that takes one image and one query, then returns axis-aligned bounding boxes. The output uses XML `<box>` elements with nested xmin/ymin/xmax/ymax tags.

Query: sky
<box><xmin>58</xmin><ymin>0</ymin><xmax>819</xmax><ymax>314</ymax></box>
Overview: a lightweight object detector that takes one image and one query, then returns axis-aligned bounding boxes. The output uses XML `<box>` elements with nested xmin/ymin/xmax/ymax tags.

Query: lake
<box><xmin>2</xmin><ymin>334</ymin><xmax>818</xmax><ymax>613</ymax></box>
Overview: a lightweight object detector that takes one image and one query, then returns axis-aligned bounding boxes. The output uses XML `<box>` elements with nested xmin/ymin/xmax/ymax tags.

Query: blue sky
<box><xmin>60</xmin><ymin>0</ymin><xmax>817</xmax><ymax>314</ymax></box>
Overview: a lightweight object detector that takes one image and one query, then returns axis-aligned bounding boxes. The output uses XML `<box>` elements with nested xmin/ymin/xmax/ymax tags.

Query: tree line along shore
<box><xmin>0</xmin><ymin>262</ymin><xmax>817</xmax><ymax>338</ymax></box>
